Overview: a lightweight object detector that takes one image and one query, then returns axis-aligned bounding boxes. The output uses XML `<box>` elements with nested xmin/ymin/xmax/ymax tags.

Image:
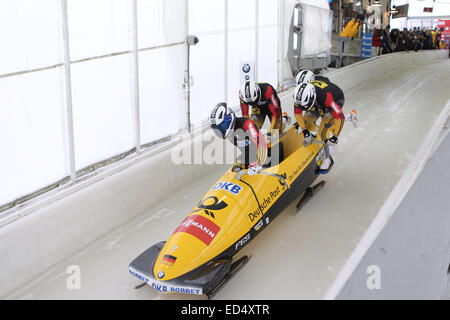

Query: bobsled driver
<box><xmin>293</xmin><ymin>75</ymin><xmax>357</xmax><ymax>171</ymax></box>
<box><xmin>239</xmin><ymin>80</ymin><xmax>290</xmax><ymax>136</ymax></box>
<box><xmin>209</xmin><ymin>103</ymin><xmax>267</xmax><ymax>176</ymax></box>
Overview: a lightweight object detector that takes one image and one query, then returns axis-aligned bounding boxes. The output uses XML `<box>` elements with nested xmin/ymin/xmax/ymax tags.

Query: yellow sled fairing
<box><xmin>153</xmin><ymin>127</ymin><xmax>322</xmax><ymax>281</ymax></box>
<box><xmin>153</xmin><ymin>188</ymin><xmax>249</xmax><ymax>281</ymax></box>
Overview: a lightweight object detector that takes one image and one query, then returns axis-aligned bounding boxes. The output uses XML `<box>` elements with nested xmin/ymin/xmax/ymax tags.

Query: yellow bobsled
<box><xmin>129</xmin><ymin>124</ymin><xmax>330</xmax><ymax>299</ymax></box>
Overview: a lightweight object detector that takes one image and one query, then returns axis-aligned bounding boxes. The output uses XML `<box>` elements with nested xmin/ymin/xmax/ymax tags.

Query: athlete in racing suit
<box><xmin>294</xmin><ymin>77</ymin><xmax>346</xmax><ymax>144</ymax></box>
<box><xmin>294</xmin><ymin>70</ymin><xmax>358</xmax><ymax>135</ymax></box>
<box><xmin>293</xmin><ymin>78</ymin><xmax>351</xmax><ymax>171</ymax></box>
<box><xmin>209</xmin><ymin>103</ymin><xmax>267</xmax><ymax>175</ymax></box>
<box><xmin>295</xmin><ymin>69</ymin><xmax>330</xmax><ymax>86</ymax></box>
<box><xmin>239</xmin><ymin>81</ymin><xmax>285</xmax><ymax>135</ymax></box>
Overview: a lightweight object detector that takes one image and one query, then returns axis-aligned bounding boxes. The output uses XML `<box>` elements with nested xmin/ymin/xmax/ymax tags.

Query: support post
<box><xmin>131</xmin><ymin>0</ymin><xmax>141</xmax><ymax>153</ymax></box>
<box><xmin>224</xmin><ymin>0</ymin><xmax>228</xmax><ymax>102</ymax></box>
<box><xmin>60</xmin><ymin>0</ymin><xmax>77</xmax><ymax>183</ymax></box>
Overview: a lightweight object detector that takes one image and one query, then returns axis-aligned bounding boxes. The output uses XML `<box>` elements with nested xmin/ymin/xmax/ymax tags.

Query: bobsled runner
<box><xmin>128</xmin><ymin>124</ymin><xmax>330</xmax><ymax>299</ymax></box>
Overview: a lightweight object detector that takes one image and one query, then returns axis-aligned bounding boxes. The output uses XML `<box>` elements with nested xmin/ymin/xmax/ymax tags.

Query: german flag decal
<box><xmin>161</xmin><ymin>254</ymin><xmax>177</xmax><ymax>266</ymax></box>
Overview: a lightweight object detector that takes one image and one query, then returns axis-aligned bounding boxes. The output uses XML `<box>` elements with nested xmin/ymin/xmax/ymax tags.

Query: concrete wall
<box><xmin>0</xmin><ymin>49</ymin><xmax>447</xmax><ymax>298</ymax></box>
<box><xmin>336</xmin><ymin>120</ymin><xmax>450</xmax><ymax>299</ymax></box>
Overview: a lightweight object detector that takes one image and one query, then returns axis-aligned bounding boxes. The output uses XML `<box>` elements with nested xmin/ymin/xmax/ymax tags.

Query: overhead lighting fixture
<box><xmin>372</xmin><ymin>0</ymin><xmax>381</xmax><ymax>6</ymax></box>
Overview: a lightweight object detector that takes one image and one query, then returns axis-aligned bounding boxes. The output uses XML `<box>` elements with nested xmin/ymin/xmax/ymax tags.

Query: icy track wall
<box><xmin>0</xmin><ymin>50</ymin><xmax>447</xmax><ymax>298</ymax></box>
<box><xmin>334</xmin><ymin>111</ymin><xmax>450</xmax><ymax>299</ymax></box>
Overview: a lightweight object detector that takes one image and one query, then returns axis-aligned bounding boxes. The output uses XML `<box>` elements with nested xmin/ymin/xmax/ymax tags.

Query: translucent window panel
<box><xmin>189</xmin><ymin>0</ymin><xmax>225</xmax><ymax>34</ymax></box>
<box><xmin>0</xmin><ymin>68</ymin><xmax>68</xmax><ymax>206</ymax></box>
<box><xmin>228</xmin><ymin>0</ymin><xmax>256</xmax><ymax>29</ymax></box>
<box><xmin>139</xmin><ymin>45</ymin><xmax>185</xmax><ymax>144</ymax></box>
<box><xmin>137</xmin><ymin>0</ymin><xmax>187</xmax><ymax>48</ymax></box>
<box><xmin>227</xmin><ymin>29</ymin><xmax>256</xmax><ymax>108</ymax></box>
<box><xmin>188</xmin><ymin>0</ymin><xmax>225</xmax><ymax>124</ymax></box>
<box><xmin>258</xmin><ymin>0</ymin><xmax>278</xmax><ymax>26</ymax></box>
<box><xmin>0</xmin><ymin>0</ymin><xmax>62</xmax><ymax>75</ymax></box>
<box><xmin>71</xmin><ymin>55</ymin><xmax>134</xmax><ymax>170</ymax></box>
<box><xmin>67</xmin><ymin>0</ymin><xmax>132</xmax><ymax>61</ymax></box>
<box><xmin>190</xmin><ymin>33</ymin><xmax>225</xmax><ymax>125</ymax></box>
<box><xmin>301</xmin><ymin>6</ymin><xmax>332</xmax><ymax>57</ymax></box>
<box><xmin>227</xmin><ymin>0</ymin><xmax>257</xmax><ymax>108</ymax></box>
<box><xmin>257</xmin><ymin>0</ymin><xmax>278</xmax><ymax>87</ymax></box>
<box><xmin>257</xmin><ymin>25</ymin><xmax>278</xmax><ymax>89</ymax></box>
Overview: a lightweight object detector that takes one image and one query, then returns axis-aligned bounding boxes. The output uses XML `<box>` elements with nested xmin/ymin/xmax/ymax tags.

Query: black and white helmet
<box><xmin>239</xmin><ymin>80</ymin><xmax>261</xmax><ymax>104</ymax></box>
<box><xmin>295</xmin><ymin>70</ymin><xmax>315</xmax><ymax>85</ymax></box>
<box><xmin>293</xmin><ymin>83</ymin><xmax>316</xmax><ymax>111</ymax></box>
<box><xmin>209</xmin><ymin>103</ymin><xmax>236</xmax><ymax>139</ymax></box>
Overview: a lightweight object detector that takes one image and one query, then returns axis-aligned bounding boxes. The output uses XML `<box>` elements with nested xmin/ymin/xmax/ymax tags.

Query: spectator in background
<box><xmin>436</xmin><ymin>29</ymin><xmax>443</xmax><ymax>49</ymax></box>
<box><xmin>340</xmin><ymin>14</ymin><xmax>364</xmax><ymax>38</ymax></box>
<box><xmin>390</xmin><ymin>29</ymin><xmax>399</xmax><ymax>51</ymax></box>
<box><xmin>431</xmin><ymin>28</ymin><xmax>438</xmax><ymax>49</ymax></box>
<box><xmin>372</xmin><ymin>28</ymin><xmax>382</xmax><ymax>56</ymax></box>
<box><xmin>402</xmin><ymin>28</ymin><xmax>411</xmax><ymax>51</ymax></box>
<box><xmin>381</xmin><ymin>24</ymin><xmax>392</xmax><ymax>54</ymax></box>
<box><xmin>395</xmin><ymin>32</ymin><xmax>407</xmax><ymax>52</ymax></box>
<box><xmin>408</xmin><ymin>32</ymin><xmax>416</xmax><ymax>51</ymax></box>
<box><xmin>415</xmin><ymin>34</ymin><xmax>424</xmax><ymax>52</ymax></box>
<box><xmin>424</xmin><ymin>30</ymin><xmax>433</xmax><ymax>49</ymax></box>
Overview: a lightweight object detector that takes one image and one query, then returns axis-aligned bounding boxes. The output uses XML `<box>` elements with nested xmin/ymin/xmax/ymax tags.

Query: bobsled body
<box><xmin>129</xmin><ymin>126</ymin><xmax>325</xmax><ymax>297</ymax></box>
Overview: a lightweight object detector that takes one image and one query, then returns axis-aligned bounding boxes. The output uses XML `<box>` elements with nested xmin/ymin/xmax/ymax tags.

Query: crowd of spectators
<box><xmin>374</xmin><ymin>25</ymin><xmax>447</xmax><ymax>55</ymax></box>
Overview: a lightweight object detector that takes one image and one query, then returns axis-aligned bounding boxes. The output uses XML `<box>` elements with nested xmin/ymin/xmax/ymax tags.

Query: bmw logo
<box><xmin>158</xmin><ymin>271</ymin><xmax>165</xmax><ymax>279</ymax></box>
<box><xmin>242</xmin><ymin>63</ymin><xmax>251</xmax><ymax>73</ymax></box>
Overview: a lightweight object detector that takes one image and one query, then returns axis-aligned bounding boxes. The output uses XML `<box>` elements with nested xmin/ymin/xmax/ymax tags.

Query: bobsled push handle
<box><xmin>312</xmin><ymin>139</ymin><xmax>331</xmax><ymax>159</ymax></box>
<box><xmin>234</xmin><ymin>170</ymin><xmax>290</xmax><ymax>189</ymax></box>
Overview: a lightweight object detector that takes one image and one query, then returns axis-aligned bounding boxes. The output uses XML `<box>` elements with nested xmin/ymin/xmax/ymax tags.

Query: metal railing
<box><xmin>332</xmin><ymin>37</ymin><xmax>363</xmax><ymax>68</ymax></box>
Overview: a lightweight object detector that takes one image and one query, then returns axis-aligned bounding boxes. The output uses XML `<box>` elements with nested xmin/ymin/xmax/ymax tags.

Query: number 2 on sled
<box><xmin>169</xmin><ymin>245</ymin><xmax>178</xmax><ymax>254</ymax></box>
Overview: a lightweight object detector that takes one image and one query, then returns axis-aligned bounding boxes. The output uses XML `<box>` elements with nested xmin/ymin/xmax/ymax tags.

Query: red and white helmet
<box><xmin>293</xmin><ymin>83</ymin><xmax>316</xmax><ymax>111</ymax></box>
<box><xmin>295</xmin><ymin>70</ymin><xmax>315</xmax><ymax>84</ymax></box>
<box><xmin>239</xmin><ymin>80</ymin><xmax>261</xmax><ymax>104</ymax></box>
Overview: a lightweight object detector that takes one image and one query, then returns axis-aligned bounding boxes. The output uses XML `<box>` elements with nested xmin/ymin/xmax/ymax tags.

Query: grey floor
<box><xmin>7</xmin><ymin>58</ymin><xmax>450</xmax><ymax>300</ymax></box>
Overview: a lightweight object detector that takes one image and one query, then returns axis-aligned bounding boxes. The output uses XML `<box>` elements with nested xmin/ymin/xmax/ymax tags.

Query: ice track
<box><xmin>7</xmin><ymin>58</ymin><xmax>450</xmax><ymax>300</ymax></box>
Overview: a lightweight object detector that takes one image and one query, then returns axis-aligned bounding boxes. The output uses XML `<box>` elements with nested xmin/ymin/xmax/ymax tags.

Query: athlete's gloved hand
<box><xmin>327</xmin><ymin>136</ymin><xmax>338</xmax><ymax>145</ymax></box>
<box><xmin>248</xmin><ymin>161</ymin><xmax>262</xmax><ymax>176</ymax></box>
<box><xmin>326</xmin><ymin>136</ymin><xmax>339</xmax><ymax>154</ymax></box>
<box><xmin>345</xmin><ymin>110</ymin><xmax>359</xmax><ymax>128</ymax></box>
<box><xmin>302</xmin><ymin>129</ymin><xmax>312</xmax><ymax>147</ymax></box>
